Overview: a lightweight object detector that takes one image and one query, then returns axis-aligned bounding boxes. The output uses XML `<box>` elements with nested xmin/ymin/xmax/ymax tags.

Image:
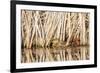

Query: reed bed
<box><xmin>21</xmin><ymin>10</ymin><xmax>90</xmax><ymax>63</ymax></box>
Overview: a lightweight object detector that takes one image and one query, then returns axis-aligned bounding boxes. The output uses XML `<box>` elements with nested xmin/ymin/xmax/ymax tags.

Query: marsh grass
<box><xmin>21</xmin><ymin>10</ymin><xmax>90</xmax><ymax>63</ymax></box>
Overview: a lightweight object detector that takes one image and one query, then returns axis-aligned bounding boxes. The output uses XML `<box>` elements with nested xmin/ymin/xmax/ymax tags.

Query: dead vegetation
<box><xmin>21</xmin><ymin>10</ymin><xmax>90</xmax><ymax>63</ymax></box>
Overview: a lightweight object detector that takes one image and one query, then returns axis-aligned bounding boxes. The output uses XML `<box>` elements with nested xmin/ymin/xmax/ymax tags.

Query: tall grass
<box><xmin>21</xmin><ymin>10</ymin><xmax>89</xmax><ymax>63</ymax></box>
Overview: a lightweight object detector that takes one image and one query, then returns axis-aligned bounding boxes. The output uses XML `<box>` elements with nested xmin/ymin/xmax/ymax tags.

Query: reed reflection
<box><xmin>21</xmin><ymin>46</ymin><xmax>89</xmax><ymax>63</ymax></box>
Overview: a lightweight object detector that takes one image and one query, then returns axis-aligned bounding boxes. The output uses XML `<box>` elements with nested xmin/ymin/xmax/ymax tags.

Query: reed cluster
<box><xmin>21</xmin><ymin>10</ymin><xmax>89</xmax><ymax>63</ymax></box>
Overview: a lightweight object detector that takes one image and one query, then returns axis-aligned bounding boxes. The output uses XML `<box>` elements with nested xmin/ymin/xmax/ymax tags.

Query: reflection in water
<box><xmin>21</xmin><ymin>46</ymin><xmax>89</xmax><ymax>63</ymax></box>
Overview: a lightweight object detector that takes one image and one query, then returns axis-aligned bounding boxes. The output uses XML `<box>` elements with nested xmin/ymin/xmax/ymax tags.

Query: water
<box><xmin>21</xmin><ymin>46</ymin><xmax>89</xmax><ymax>63</ymax></box>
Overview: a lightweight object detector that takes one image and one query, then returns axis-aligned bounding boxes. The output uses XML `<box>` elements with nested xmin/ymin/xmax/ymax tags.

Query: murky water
<box><xmin>21</xmin><ymin>46</ymin><xmax>89</xmax><ymax>63</ymax></box>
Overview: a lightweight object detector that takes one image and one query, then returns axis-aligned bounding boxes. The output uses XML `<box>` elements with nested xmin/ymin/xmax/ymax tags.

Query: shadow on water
<box><xmin>21</xmin><ymin>46</ymin><xmax>89</xmax><ymax>63</ymax></box>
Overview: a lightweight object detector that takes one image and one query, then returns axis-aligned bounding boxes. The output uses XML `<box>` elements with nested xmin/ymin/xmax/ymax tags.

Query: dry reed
<box><xmin>21</xmin><ymin>10</ymin><xmax>90</xmax><ymax>63</ymax></box>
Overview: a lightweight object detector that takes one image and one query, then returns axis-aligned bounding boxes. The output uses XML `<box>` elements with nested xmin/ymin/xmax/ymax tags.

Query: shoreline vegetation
<box><xmin>21</xmin><ymin>10</ymin><xmax>90</xmax><ymax>63</ymax></box>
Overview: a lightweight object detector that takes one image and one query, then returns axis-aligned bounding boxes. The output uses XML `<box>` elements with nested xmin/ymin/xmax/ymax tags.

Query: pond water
<box><xmin>21</xmin><ymin>46</ymin><xmax>89</xmax><ymax>63</ymax></box>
